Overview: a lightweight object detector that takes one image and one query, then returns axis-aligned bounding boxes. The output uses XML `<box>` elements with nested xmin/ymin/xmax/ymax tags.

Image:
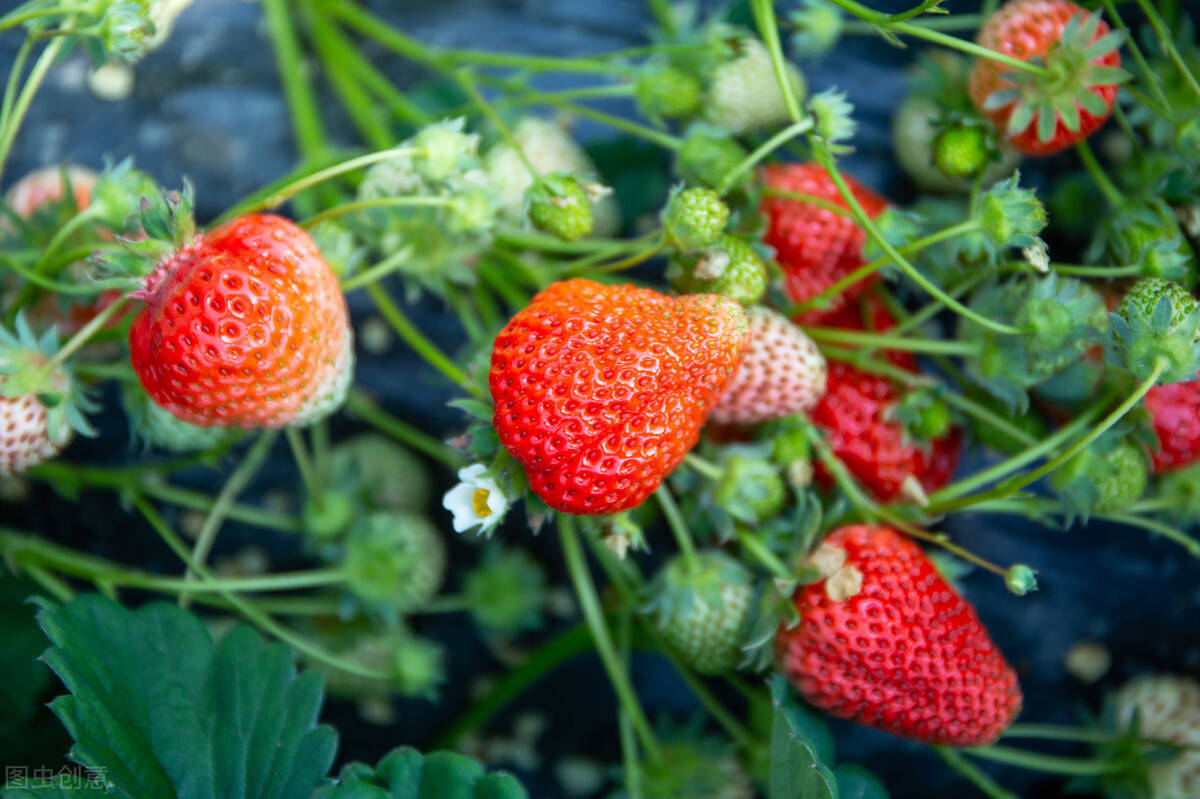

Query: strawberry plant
<box><xmin>1</xmin><ymin>0</ymin><xmax>1200</xmax><ymax>797</ymax></box>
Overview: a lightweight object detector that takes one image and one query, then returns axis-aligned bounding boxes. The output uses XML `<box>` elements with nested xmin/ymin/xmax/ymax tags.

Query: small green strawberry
<box><xmin>329</xmin><ymin>434</ymin><xmax>432</xmax><ymax>514</ymax></box>
<box><xmin>663</xmin><ymin>186</ymin><xmax>730</xmax><ymax>251</ymax></box>
<box><xmin>891</xmin><ymin>390</ymin><xmax>954</xmax><ymax>441</ymax></box>
<box><xmin>306</xmin><ymin>625</ymin><xmax>447</xmax><ymax>705</ymax></box>
<box><xmin>639</xmin><ymin>727</ymin><xmax>755</xmax><ymax>799</ymax></box>
<box><xmin>301</xmin><ymin>492</ymin><xmax>356</xmax><ymax>542</ymax></box>
<box><xmin>527</xmin><ymin>173</ymin><xmax>594</xmax><ymax>241</ymax></box>
<box><xmin>462</xmin><ymin>546</ymin><xmax>546</xmax><ymax>638</ymax></box>
<box><xmin>643</xmin><ymin>550</ymin><xmax>755</xmax><ymax>675</ymax></box>
<box><xmin>343</xmin><ymin>512</ymin><xmax>446</xmax><ymax>614</ymax></box>
<box><xmin>1051</xmin><ymin>433</ymin><xmax>1148</xmax><ymax>518</ymax></box>
<box><xmin>667</xmin><ymin>234</ymin><xmax>767</xmax><ymax>305</ymax></box>
<box><xmin>676</xmin><ymin>125</ymin><xmax>749</xmax><ymax>189</ymax></box>
<box><xmin>1111</xmin><ymin>277</ymin><xmax>1200</xmax><ymax>385</ymax></box>
<box><xmin>934</xmin><ymin>124</ymin><xmax>991</xmax><ymax>179</ymax></box>
<box><xmin>636</xmin><ymin>62</ymin><xmax>703</xmax><ymax>119</ymax></box>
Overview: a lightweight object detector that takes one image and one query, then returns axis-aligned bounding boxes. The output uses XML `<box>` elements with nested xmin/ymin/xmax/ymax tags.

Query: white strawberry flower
<box><xmin>443</xmin><ymin>464</ymin><xmax>509</xmax><ymax>535</ymax></box>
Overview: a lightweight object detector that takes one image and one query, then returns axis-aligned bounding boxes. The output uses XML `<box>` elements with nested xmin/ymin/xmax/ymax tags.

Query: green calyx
<box><xmin>526</xmin><ymin>173</ymin><xmax>594</xmax><ymax>242</ymax></box>
<box><xmin>95</xmin><ymin>178</ymin><xmax>199</xmax><ymax>295</ymax></box>
<box><xmin>977</xmin><ymin>171</ymin><xmax>1048</xmax><ymax>254</ymax></box>
<box><xmin>808</xmin><ymin>88</ymin><xmax>855</xmax><ymax>147</ymax></box>
<box><xmin>1051</xmin><ymin>432</ymin><xmax>1148</xmax><ymax>519</ymax></box>
<box><xmin>962</xmin><ymin>274</ymin><xmax>1107</xmax><ymax>410</ymax></box>
<box><xmin>663</xmin><ymin>186</ymin><xmax>730</xmax><ymax>251</ymax></box>
<box><xmin>1093</xmin><ymin>200</ymin><xmax>1198</xmax><ymax>288</ymax></box>
<box><xmin>667</xmin><ymin>234</ymin><xmax>767</xmax><ymax>305</ymax></box>
<box><xmin>890</xmin><ymin>389</ymin><xmax>953</xmax><ymax>442</ymax></box>
<box><xmin>0</xmin><ymin>314</ymin><xmax>97</xmax><ymax>445</ymax></box>
<box><xmin>934</xmin><ymin>124</ymin><xmax>990</xmax><ymax>179</ymax></box>
<box><xmin>1004</xmin><ymin>564</ymin><xmax>1039</xmax><ymax>596</ymax></box>
<box><xmin>982</xmin><ymin>10</ymin><xmax>1130</xmax><ymax>145</ymax></box>
<box><xmin>712</xmin><ymin>450</ymin><xmax>787</xmax><ymax>523</ymax></box>
<box><xmin>788</xmin><ymin>0</ymin><xmax>843</xmax><ymax>58</ymax></box>
<box><xmin>1111</xmin><ymin>277</ymin><xmax>1200</xmax><ymax>385</ymax></box>
<box><xmin>343</xmin><ymin>512</ymin><xmax>446</xmax><ymax>614</ymax></box>
<box><xmin>676</xmin><ymin>124</ymin><xmax>749</xmax><ymax>190</ymax></box>
<box><xmin>636</xmin><ymin>62</ymin><xmax>704</xmax><ymax>120</ymax></box>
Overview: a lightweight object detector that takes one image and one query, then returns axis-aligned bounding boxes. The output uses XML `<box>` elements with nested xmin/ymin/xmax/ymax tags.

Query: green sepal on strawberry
<box><xmin>120</xmin><ymin>380</ymin><xmax>243</xmax><ymax>454</ymax></box>
<box><xmin>667</xmin><ymin>234</ymin><xmax>768</xmax><ymax>305</ymax></box>
<box><xmin>957</xmin><ymin>172</ymin><xmax>1049</xmax><ymax>268</ymax></box>
<box><xmin>1089</xmin><ymin>199</ymin><xmax>1198</xmax><ymax>288</ymax></box>
<box><xmin>526</xmin><ymin>173</ymin><xmax>595</xmax><ymax>242</ymax></box>
<box><xmin>0</xmin><ymin>315</ymin><xmax>98</xmax><ymax>476</ymax></box>
<box><xmin>1050</xmin><ymin>430</ymin><xmax>1148</xmax><ymax>520</ymax></box>
<box><xmin>711</xmin><ymin>445</ymin><xmax>788</xmax><ymax>526</ymax></box>
<box><xmin>969</xmin><ymin>0</ymin><xmax>1129</xmax><ymax>155</ymax></box>
<box><xmin>1109</xmin><ymin>277</ymin><xmax>1200</xmax><ymax>386</ymax></box>
<box><xmin>788</xmin><ymin>0</ymin><xmax>843</xmax><ymax>58</ymax></box>
<box><xmin>642</xmin><ymin>549</ymin><xmax>756</xmax><ymax>675</ymax></box>
<box><xmin>663</xmin><ymin>186</ymin><xmax>730</xmax><ymax>252</ymax></box>
<box><xmin>962</xmin><ymin>274</ymin><xmax>1108</xmax><ymax>410</ymax></box>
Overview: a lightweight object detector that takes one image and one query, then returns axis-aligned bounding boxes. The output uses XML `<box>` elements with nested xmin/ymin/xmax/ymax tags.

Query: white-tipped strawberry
<box><xmin>0</xmin><ymin>316</ymin><xmax>96</xmax><ymax>476</ymax></box>
<box><xmin>710</xmin><ymin>307</ymin><xmax>827</xmax><ymax>424</ymax></box>
<box><xmin>1113</xmin><ymin>674</ymin><xmax>1200</xmax><ymax>798</ymax></box>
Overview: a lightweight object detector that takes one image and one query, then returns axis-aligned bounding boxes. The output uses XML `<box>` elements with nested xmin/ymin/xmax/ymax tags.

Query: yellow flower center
<box><xmin>472</xmin><ymin>488</ymin><xmax>492</xmax><ymax>518</ymax></box>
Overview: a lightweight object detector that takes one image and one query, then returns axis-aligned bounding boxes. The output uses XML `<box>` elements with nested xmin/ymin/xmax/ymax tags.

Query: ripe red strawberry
<box><xmin>129</xmin><ymin>213</ymin><xmax>353</xmax><ymax>428</ymax></box>
<box><xmin>1145</xmin><ymin>375</ymin><xmax>1200</xmax><ymax>473</ymax></box>
<box><xmin>710</xmin><ymin>306</ymin><xmax>827</xmax><ymax>425</ymax></box>
<box><xmin>490</xmin><ymin>278</ymin><xmax>749</xmax><ymax>515</ymax></box>
<box><xmin>811</xmin><ymin>362</ymin><xmax>962</xmax><ymax>502</ymax></box>
<box><xmin>761</xmin><ymin>162</ymin><xmax>889</xmax><ymax>325</ymax></box>
<box><xmin>968</xmin><ymin>0</ymin><xmax>1124</xmax><ymax>156</ymax></box>
<box><xmin>776</xmin><ymin>524</ymin><xmax>1022</xmax><ymax>746</ymax></box>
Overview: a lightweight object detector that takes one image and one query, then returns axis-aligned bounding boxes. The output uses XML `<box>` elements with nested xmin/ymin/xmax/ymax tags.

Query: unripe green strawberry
<box><xmin>463</xmin><ymin>546</ymin><xmax>546</xmax><ymax>638</ymax></box>
<box><xmin>343</xmin><ymin>512</ymin><xmax>446</xmax><ymax>613</ymax></box>
<box><xmin>307</xmin><ymin>626</ymin><xmax>446</xmax><ymax>703</ymax></box>
<box><xmin>892</xmin><ymin>391</ymin><xmax>953</xmax><ymax>441</ymax></box>
<box><xmin>121</xmin><ymin>380</ymin><xmax>240</xmax><ymax>453</ymax></box>
<box><xmin>705</xmin><ymin>37</ymin><xmax>806</xmax><ymax>135</ymax></box>
<box><xmin>644</xmin><ymin>550</ymin><xmax>755</xmax><ymax>675</ymax></box>
<box><xmin>676</xmin><ymin>126</ymin><xmax>748</xmax><ymax>189</ymax></box>
<box><xmin>640</xmin><ymin>731</ymin><xmax>755</xmax><ymax>799</ymax></box>
<box><xmin>667</xmin><ymin>235</ymin><xmax>767</xmax><ymax>305</ymax></box>
<box><xmin>1051</xmin><ymin>434</ymin><xmax>1148</xmax><ymax>517</ymax></box>
<box><xmin>301</xmin><ymin>492</ymin><xmax>355</xmax><ymax>541</ymax></box>
<box><xmin>713</xmin><ymin>451</ymin><xmax>787</xmax><ymax>523</ymax></box>
<box><xmin>527</xmin><ymin>173</ymin><xmax>594</xmax><ymax>242</ymax></box>
<box><xmin>329</xmin><ymin>434</ymin><xmax>431</xmax><ymax>513</ymax></box>
<box><xmin>1112</xmin><ymin>277</ymin><xmax>1200</xmax><ymax>385</ymax></box>
<box><xmin>934</xmin><ymin>124</ymin><xmax>990</xmax><ymax>178</ymax></box>
<box><xmin>636</xmin><ymin>62</ymin><xmax>703</xmax><ymax>119</ymax></box>
<box><xmin>663</xmin><ymin>187</ymin><xmax>730</xmax><ymax>251</ymax></box>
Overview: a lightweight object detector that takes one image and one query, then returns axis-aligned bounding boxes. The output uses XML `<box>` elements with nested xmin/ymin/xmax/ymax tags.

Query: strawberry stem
<box><xmin>962</xmin><ymin>745</ymin><xmax>1122</xmax><ymax>777</ymax></box>
<box><xmin>180</xmin><ymin>430</ymin><xmax>280</xmax><ymax>608</ymax></box>
<box><xmin>365</xmin><ymin>283</ymin><xmax>482</xmax><ymax>396</ymax></box>
<box><xmin>615</xmin><ymin>611</ymin><xmax>646</xmax><ymax>797</ymax></box>
<box><xmin>1074</xmin><ymin>140</ymin><xmax>1123</xmax><ymax>208</ymax></box>
<box><xmin>0</xmin><ymin>32</ymin><xmax>67</xmax><ymax>186</ymax></box>
<box><xmin>932</xmin><ymin>746</ymin><xmax>1019</xmax><ymax>799</ymax></box>
<box><xmin>1130</xmin><ymin>0</ymin><xmax>1200</xmax><ymax>104</ymax></box>
<box><xmin>737</xmin><ymin>529</ymin><xmax>793</xmax><ymax>580</ymax></box>
<box><xmin>655</xmin><ymin>486</ymin><xmax>700</xmax><ymax>572</ymax></box>
<box><xmin>682</xmin><ymin>452</ymin><xmax>724</xmax><ymax>481</ymax></box>
<box><xmin>345</xmin><ymin>390</ymin><xmax>464</xmax><ymax>467</ymax></box>
<box><xmin>454</xmin><ymin>68</ymin><xmax>542</xmax><ymax>181</ymax></box>
<box><xmin>299</xmin><ymin>195</ymin><xmax>455</xmax><ymax>229</ymax></box>
<box><xmin>246</xmin><ymin>146</ymin><xmax>421</xmax><ymax>214</ymax></box>
<box><xmin>807</xmin><ymin>326</ymin><xmax>982</xmax><ymax>356</ymax></box>
<box><xmin>750</xmin><ymin>0</ymin><xmax>806</xmax><ymax>123</ymax></box>
<box><xmin>36</xmin><ymin>295</ymin><xmax>130</xmax><ymax>378</ymax></box>
<box><xmin>558</xmin><ymin>517</ymin><xmax>664</xmax><ymax>763</ymax></box>
<box><xmin>285</xmin><ymin>426</ymin><xmax>323</xmax><ymax>508</ymax></box>
<box><xmin>718</xmin><ymin>118</ymin><xmax>815</xmax><ymax>194</ymax></box>
<box><xmin>1096</xmin><ymin>512</ymin><xmax>1200</xmax><ymax>557</ymax></box>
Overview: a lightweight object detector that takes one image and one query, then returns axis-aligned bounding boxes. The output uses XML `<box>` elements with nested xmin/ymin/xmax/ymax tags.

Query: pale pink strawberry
<box><xmin>710</xmin><ymin>306</ymin><xmax>827</xmax><ymax>424</ymax></box>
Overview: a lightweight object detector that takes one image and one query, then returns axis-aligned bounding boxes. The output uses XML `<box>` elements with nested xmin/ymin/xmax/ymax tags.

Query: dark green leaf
<box><xmin>316</xmin><ymin>746</ymin><xmax>529</xmax><ymax>799</ymax></box>
<box><xmin>34</xmin><ymin>593</ymin><xmax>337</xmax><ymax>799</ymax></box>
<box><xmin>768</xmin><ymin>676</ymin><xmax>839</xmax><ymax>799</ymax></box>
<box><xmin>0</xmin><ymin>576</ymin><xmax>52</xmax><ymax>738</ymax></box>
<box><xmin>835</xmin><ymin>765</ymin><xmax>890</xmax><ymax>799</ymax></box>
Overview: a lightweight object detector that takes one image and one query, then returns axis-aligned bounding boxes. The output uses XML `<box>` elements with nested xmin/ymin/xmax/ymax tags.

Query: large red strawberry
<box><xmin>490</xmin><ymin>278</ymin><xmax>749</xmax><ymax>515</ymax></box>
<box><xmin>811</xmin><ymin>362</ymin><xmax>962</xmax><ymax>502</ymax></box>
<box><xmin>129</xmin><ymin>213</ymin><xmax>353</xmax><ymax>428</ymax></box>
<box><xmin>1145</xmin><ymin>375</ymin><xmax>1200</xmax><ymax>473</ymax></box>
<box><xmin>776</xmin><ymin>524</ymin><xmax>1022</xmax><ymax>746</ymax></box>
<box><xmin>761</xmin><ymin>162</ymin><xmax>888</xmax><ymax>326</ymax></box>
<box><xmin>968</xmin><ymin>0</ymin><xmax>1123</xmax><ymax>156</ymax></box>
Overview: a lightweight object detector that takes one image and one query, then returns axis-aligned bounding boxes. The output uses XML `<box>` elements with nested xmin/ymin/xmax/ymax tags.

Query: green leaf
<box><xmin>768</xmin><ymin>676</ymin><xmax>839</xmax><ymax>799</ymax></box>
<box><xmin>0</xmin><ymin>576</ymin><xmax>52</xmax><ymax>738</ymax></box>
<box><xmin>33</xmin><ymin>593</ymin><xmax>338</xmax><ymax>799</ymax></box>
<box><xmin>835</xmin><ymin>765</ymin><xmax>890</xmax><ymax>799</ymax></box>
<box><xmin>315</xmin><ymin>746</ymin><xmax>529</xmax><ymax>799</ymax></box>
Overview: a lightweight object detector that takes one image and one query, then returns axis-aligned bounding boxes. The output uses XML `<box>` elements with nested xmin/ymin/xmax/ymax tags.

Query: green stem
<box><xmin>139</xmin><ymin>481</ymin><xmax>300</xmax><ymax>532</ymax></box>
<box><xmin>749</xmin><ymin>0</ymin><xmax>804</xmax><ymax>123</ymax></box>
<box><xmin>345</xmin><ymin>390</ymin><xmax>463</xmax><ymax>467</ymax></box>
<box><xmin>246</xmin><ymin>146</ymin><xmax>419</xmax><ymax>213</ymax></box>
<box><xmin>645</xmin><ymin>0</ymin><xmax>676</xmax><ymax>33</ymax></box>
<box><xmin>933</xmin><ymin>363</ymin><xmax>1166</xmax><ymax>513</ymax></box>
<box><xmin>616</xmin><ymin>611</ymin><xmax>645</xmax><ymax>799</ymax></box>
<box><xmin>843</xmin><ymin>15</ymin><xmax>983</xmax><ymax>33</ymax></box>
<box><xmin>1052</xmin><ymin>263</ymin><xmax>1141</xmax><ymax>278</ymax></box>
<box><xmin>807</xmin><ymin>326</ymin><xmax>981</xmax><ymax>355</ymax></box>
<box><xmin>1075</xmin><ymin>140</ymin><xmax>1123</xmax><ymax>208</ymax></box>
<box><xmin>963</xmin><ymin>745</ymin><xmax>1121</xmax><ymax>777</ymax></box>
<box><xmin>1131</xmin><ymin>0</ymin><xmax>1200</xmax><ymax>104</ymax></box>
<box><xmin>28</xmin><ymin>205</ymin><xmax>101</xmax><ymax>275</ymax></box>
<box><xmin>1098</xmin><ymin>512</ymin><xmax>1200</xmax><ymax>557</ymax></box>
<box><xmin>762</xmin><ymin>187</ymin><xmax>853</xmax><ymax>219</ymax></box>
<box><xmin>933</xmin><ymin>746</ymin><xmax>1019</xmax><ymax>799</ymax></box>
<box><xmin>938</xmin><ymin>390</ymin><xmax>1039</xmax><ymax>451</ymax></box>
<box><xmin>286</xmin><ymin>426</ymin><xmax>321</xmax><ymax>500</ymax></box>
<box><xmin>811</xmin><ymin>144</ymin><xmax>1020</xmax><ymax>335</ymax></box>
<box><xmin>314</xmin><ymin>13</ymin><xmax>430</xmax><ymax>125</ymax></box>
<box><xmin>558</xmin><ymin>517</ymin><xmax>662</xmax><ymax>762</ymax></box>
<box><xmin>37</xmin><ymin>296</ymin><xmax>130</xmax><ymax>377</ymax></box>
<box><xmin>0</xmin><ymin>35</ymin><xmax>66</xmax><ymax>186</ymax></box>
<box><xmin>454</xmin><ymin>69</ymin><xmax>540</xmax><ymax>180</ymax></box>
<box><xmin>365</xmin><ymin>283</ymin><xmax>480</xmax><ymax>395</ymax></box>
<box><xmin>21</xmin><ymin>562</ymin><xmax>74</xmax><ymax>601</ymax></box>
<box><xmin>339</xmin><ymin>248</ymin><xmax>412</xmax><ymax>293</ymax></box>
<box><xmin>496</xmin><ymin>83</ymin><xmax>681</xmax><ymax>150</ymax></box>
<box><xmin>682</xmin><ymin>452</ymin><xmax>724</xmax><ymax>481</ymax></box>
<box><xmin>580</xmin><ymin>238</ymin><xmax>667</xmax><ymax>276</ymax></box>
<box><xmin>1101</xmin><ymin>0</ymin><xmax>1172</xmax><ymax>113</ymax></box>
<box><xmin>654</xmin><ymin>486</ymin><xmax>699</xmax><ymax>571</ymax></box>
<box><xmin>306</xmin><ymin>1</ymin><xmax>395</xmax><ymax>149</ymax></box>
<box><xmin>718</xmin><ymin>118</ymin><xmax>814</xmax><ymax>194</ymax></box>
<box><xmin>737</xmin><ymin>529</ymin><xmax>793</xmax><ymax>580</ymax></box>
<box><xmin>181</xmin><ymin>430</ymin><xmax>280</xmax><ymax>606</ymax></box>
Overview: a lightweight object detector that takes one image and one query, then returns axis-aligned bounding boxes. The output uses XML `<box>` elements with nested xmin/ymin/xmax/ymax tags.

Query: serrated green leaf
<box><xmin>834</xmin><ymin>765</ymin><xmax>890</xmax><ymax>799</ymax></box>
<box><xmin>34</xmin><ymin>593</ymin><xmax>337</xmax><ymax>799</ymax></box>
<box><xmin>768</xmin><ymin>676</ymin><xmax>839</xmax><ymax>799</ymax></box>
<box><xmin>316</xmin><ymin>746</ymin><xmax>528</xmax><ymax>799</ymax></box>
